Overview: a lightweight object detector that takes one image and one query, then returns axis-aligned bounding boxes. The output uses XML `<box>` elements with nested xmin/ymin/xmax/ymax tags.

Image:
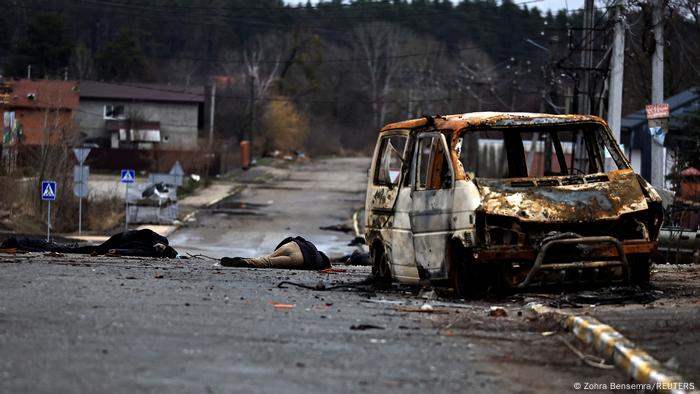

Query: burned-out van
<box><xmin>365</xmin><ymin>112</ymin><xmax>663</xmax><ymax>296</ymax></box>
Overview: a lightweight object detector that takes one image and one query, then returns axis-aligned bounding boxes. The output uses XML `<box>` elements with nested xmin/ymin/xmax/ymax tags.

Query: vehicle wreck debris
<box><xmin>365</xmin><ymin>112</ymin><xmax>663</xmax><ymax>297</ymax></box>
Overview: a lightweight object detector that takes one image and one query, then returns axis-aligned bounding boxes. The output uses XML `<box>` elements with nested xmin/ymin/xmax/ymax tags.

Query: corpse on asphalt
<box><xmin>364</xmin><ymin>112</ymin><xmax>663</xmax><ymax>296</ymax></box>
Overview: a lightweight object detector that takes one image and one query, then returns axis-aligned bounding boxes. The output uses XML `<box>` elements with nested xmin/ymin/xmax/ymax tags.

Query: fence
<box><xmin>11</xmin><ymin>143</ymin><xmax>241</xmax><ymax>176</ymax></box>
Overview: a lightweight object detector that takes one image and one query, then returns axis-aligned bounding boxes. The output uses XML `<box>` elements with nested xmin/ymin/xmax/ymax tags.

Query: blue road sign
<box><xmin>120</xmin><ymin>169</ymin><xmax>135</xmax><ymax>184</ymax></box>
<box><xmin>41</xmin><ymin>181</ymin><xmax>57</xmax><ymax>201</ymax></box>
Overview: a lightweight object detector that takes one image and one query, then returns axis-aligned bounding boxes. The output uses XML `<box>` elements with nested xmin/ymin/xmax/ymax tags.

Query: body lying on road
<box><xmin>0</xmin><ymin>229</ymin><xmax>178</xmax><ymax>258</ymax></box>
<box><xmin>221</xmin><ymin>236</ymin><xmax>331</xmax><ymax>270</ymax></box>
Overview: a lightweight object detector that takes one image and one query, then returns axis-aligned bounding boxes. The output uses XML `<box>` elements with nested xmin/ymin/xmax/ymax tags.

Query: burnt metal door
<box><xmin>367</xmin><ymin>131</ymin><xmax>409</xmax><ymax>215</ymax></box>
<box><xmin>409</xmin><ymin>132</ymin><xmax>455</xmax><ymax>279</ymax></box>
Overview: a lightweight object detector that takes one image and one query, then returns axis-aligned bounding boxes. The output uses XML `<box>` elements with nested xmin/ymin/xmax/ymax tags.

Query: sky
<box><xmin>533</xmin><ymin>0</ymin><xmax>586</xmax><ymax>12</ymax></box>
<box><xmin>284</xmin><ymin>0</ymin><xmax>587</xmax><ymax>13</ymax></box>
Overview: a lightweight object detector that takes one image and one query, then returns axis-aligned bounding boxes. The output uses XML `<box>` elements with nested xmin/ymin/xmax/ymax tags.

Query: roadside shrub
<box><xmin>259</xmin><ymin>96</ymin><xmax>309</xmax><ymax>153</ymax></box>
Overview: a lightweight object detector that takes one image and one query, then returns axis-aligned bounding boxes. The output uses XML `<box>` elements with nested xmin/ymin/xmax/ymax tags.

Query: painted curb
<box><xmin>529</xmin><ymin>304</ymin><xmax>699</xmax><ymax>394</ymax></box>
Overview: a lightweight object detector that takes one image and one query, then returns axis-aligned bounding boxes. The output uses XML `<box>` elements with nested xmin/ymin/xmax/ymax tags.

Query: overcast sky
<box><xmin>284</xmin><ymin>0</ymin><xmax>587</xmax><ymax>13</ymax></box>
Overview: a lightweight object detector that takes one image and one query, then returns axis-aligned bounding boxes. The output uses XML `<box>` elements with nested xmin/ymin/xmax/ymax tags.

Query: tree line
<box><xmin>1</xmin><ymin>0</ymin><xmax>698</xmax><ymax>153</ymax></box>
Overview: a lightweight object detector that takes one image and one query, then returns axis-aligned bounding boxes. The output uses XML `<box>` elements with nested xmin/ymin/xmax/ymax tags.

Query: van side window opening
<box><xmin>458</xmin><ymin>126</ymin><xmax>623</xmax><ymax>178</ymax></box>
<box><xmin>374</xmin><ymin>135</ymin><xmax>407</xmax><ymax>186</ymax></box>
<box><xmin>415</xmin><ymin>136</ymin><xmax>452</xmax><ymax>190</ymax></box>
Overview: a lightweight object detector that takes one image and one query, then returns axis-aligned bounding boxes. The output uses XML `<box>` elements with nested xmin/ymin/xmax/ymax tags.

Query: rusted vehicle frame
<box><xmin>365</xmin><ymin>112</ymin><xmax>663</xmax><ymax>295</ymax></box>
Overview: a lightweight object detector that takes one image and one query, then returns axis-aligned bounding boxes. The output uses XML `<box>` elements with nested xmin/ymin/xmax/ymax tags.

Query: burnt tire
<box><xmin>371</xmin><ymin>246</ymin><xmax>393</xmax><ymax>285</ymax></box>
<box><xmin>448</xmin><ymin>245</ymin><xmax>486</xmax><ymax>298</ymax></box>
<box><xmin>629</xmin><ymin>257</ymin><xmax>651</xmax><ymax>285</ymax></box>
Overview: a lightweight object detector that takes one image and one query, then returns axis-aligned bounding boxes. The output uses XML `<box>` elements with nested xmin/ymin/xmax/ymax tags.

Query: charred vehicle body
<box><xmin>365</xmin><ymin>112</ymin><xmax>663</xmax><ymax>295</ymax></box>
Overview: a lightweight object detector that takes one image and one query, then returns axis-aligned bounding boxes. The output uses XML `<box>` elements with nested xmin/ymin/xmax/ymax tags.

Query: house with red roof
<box><xmin>1</xmin><ymin>79</ymin><xmax>80</xmax><ymax>146</ymax></box>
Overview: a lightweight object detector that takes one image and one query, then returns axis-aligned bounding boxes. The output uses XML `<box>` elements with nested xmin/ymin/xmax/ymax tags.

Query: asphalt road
<box><xmin>0</xmin><ymin>157</ymin><xmax>697</xmax><ymax>393</ymax></box>
<box><xmin>0</xmin><ymin>254</ymin><xmax>632</xmax><ymax>394</ymax></box>
<box><xmin>169</xmin><ymin>157</ymin><xmax>370</xmax><ymax>260</ymax></box>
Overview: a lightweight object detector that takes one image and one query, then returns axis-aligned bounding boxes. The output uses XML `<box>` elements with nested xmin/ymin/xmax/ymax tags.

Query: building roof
<box><xmin>380</xmin><ymin>112</ymin><xmax>607</xmax><ymax>132</ymax></box>
<box><xmin>621</xmin><ymin>88</ymin><xmax>700</xmax><ymax>130</ymax></box>
<box><xmin>78</xmin><ymin>80</ymin><xmax>205</xmax><ymax>103</ymax></box>
<box><xmin>3</xmin><ymin>79</ymin><xmax>80</xmax><ymax>110</ymax></box>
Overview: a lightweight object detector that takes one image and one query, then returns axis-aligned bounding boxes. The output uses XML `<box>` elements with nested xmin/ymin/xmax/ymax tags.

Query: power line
<box><xmin>146</xmin><ymin>42</ymin><xmax>549</xmax><ymax>65</ymax></box>
<box><xmin>70</xmin><ymin>78</ymin><xmax>540</xmax><ymax>106</ymax></box>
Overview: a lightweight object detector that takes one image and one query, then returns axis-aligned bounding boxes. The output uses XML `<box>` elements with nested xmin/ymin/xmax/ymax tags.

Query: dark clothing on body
<box><xmin>274</xmin><ymin>236</ymin><xmax>331</xmax><ymax>270</ymax></box>
<box><xmin>1</xmin><ymin>229</ymin><xmax>178</xmax><ymax>258</ymax></box>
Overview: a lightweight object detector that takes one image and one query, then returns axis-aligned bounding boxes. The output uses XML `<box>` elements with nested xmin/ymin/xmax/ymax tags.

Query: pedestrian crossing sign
<box><xmin>41</xmin><ymin>181</ymin><xmax>57</xmax><ymax>201</ymax></box>
<box><xmin>120</xmin><ymin>169</ymin><xmax>135</xmax><ymax>184</ymax></box>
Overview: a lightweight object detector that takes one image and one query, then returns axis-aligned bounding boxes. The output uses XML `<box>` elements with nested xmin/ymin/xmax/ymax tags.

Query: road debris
<box><xmin>552</xmin><ymin>286</ymin><xmax>659</xmax><ymax>307</ymax></box>
<box><xmin>342</xmin><ymin>250</ymin><xmax>371</xmax><ymax>266</ymax></box>
<box><xmin>558</xmin><ymin>337</ymin><xmax>614</xmax><ymax>370</ymax></box>
<box><xmin>319</xmin><ymin>224</ymin><xmax>353</xmax><ymax>233</ymax></box>
<box><xmin>396</xmin><ymin>306</ymin><xmax>449</xmax><ymax>314</ymax></box>
<box><xmin>318</xmin><ymin>267</ymin><xmax>347</xmax><ymax>274</ymax></box>
<box><xmin>0</xmin><ymin>248</ymin><xmax>28</xmax><ymax>254</ymax></box>
<box><xmin>350</xmin><ymin>324</ymin><xmax>385</xmax><ymax>331</ymax></box>
<box><xmin>277</xmin><ymin>278</ymin><xmax>374</xmax><ymax>292</ymax></box>
<box><xmin>272</xmin><ymin>303</ymin><xmax>295</xmax><ymax>309</ymax></box>
<box><xmin>488</xmin><ymin>306</ymin><xmax>508</xmax><ymax>317</ymax></box>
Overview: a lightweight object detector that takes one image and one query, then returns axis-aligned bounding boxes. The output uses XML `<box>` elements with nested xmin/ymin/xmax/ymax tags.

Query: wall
<box><xmin>15</xmin><ymin>144</ymin><xmax>241</xmax><ymax>176</ymax></box>
<box><xmin>11</xmin><ymin>108</ymin><xmax>76</xmax><ymax>145</ymax></box>
<box><xmin>75</xmin><ymin>99</ymin><xmax>200</xmax><ymax>150</ymax></box>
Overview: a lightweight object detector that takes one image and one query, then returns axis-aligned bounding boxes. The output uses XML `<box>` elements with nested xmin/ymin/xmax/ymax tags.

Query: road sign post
<box><xmin>73</xmin><ymin>165</ymin><xmax>90</xmax><ymax>234</ymax></box>
<box><xmin>73</xmin><ymin>148</ymin><xmax>91</xmax><ymax>235</ymax></box>
<box><xmin>120</xmin><ymin>169</ymin><xmax>135</xmax><ymax>231</ymax></box>
<box><xmin>646</xmin><ymin>103</ymin><xmax>670</xmax><ymax>187</ymax></box>
<box><xmin>41</xmin><ymin>181</ymin><xmax>57</xmax><ymax>242</ymax></box>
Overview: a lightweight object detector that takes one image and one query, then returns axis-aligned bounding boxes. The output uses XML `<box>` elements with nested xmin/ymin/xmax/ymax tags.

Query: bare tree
<box><xmin>398</xmin><ymin>35</ymin><xmax>447</xmax><ymax>118</ymax></box>
<box><xmin>167</xmin><ymin>57</ymin><xmax>199</xmax><ymax>87</ymax></box>
<box><xmin>220</xmin><ymin>34</ymin><xmax>282</xmax><ymax>100</ymax></box>
<box><xmin>70</xmin><ymin>42</ymin><xmax>94</xmax><ymax>80</ymax></box>
<box><xmin>244</xmin><ymin>35</ymin><xmax>281</xmax><ymax>101</ymax></box>
<box><xmin>352</xmin><ymin>22</ymin><xmax>407</xmax><ymax>128</ymax></box>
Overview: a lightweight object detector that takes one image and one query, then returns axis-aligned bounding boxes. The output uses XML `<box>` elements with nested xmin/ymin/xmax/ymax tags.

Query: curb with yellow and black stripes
<box><xmin>529</xmin><ymin>304</ymin><xmax>699</xmax><ymax>394</ymax></box>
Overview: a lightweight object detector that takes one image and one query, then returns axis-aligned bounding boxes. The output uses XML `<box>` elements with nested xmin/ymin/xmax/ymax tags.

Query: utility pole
<box><xmin>607</xmin><ymin>0</ymin><xmax>625</xmax><ymax>146</ymax></box>
<box><xmin>578</xmin><ymin>0</ymin><xmax>595</xmax><ymax>114</ymax></box>
<box><xmin>249</xmin><ymin>75</ymin><xmax>256</xmax><ymax>157</ymax></box>
<box><xmin>207</xmin><ymin>83</ymin><xmax>216</xmax><ymax>149</ymax></box>
<box><xmin>650</xmin><ymin>0</ymin><xmax>665</xmax><ymax>188</ymax></box>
